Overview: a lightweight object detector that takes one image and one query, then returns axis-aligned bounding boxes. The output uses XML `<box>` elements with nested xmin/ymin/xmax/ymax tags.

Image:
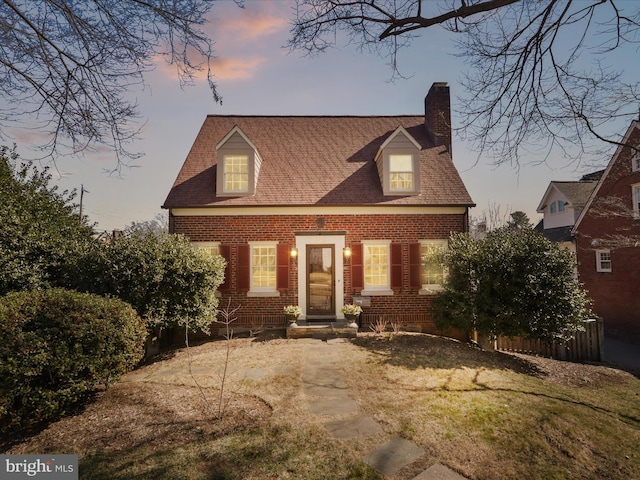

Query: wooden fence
<box><xmin>495</xmin><ymin>318</ymin><xmax>604</xmax><ymax>362</ymax></box>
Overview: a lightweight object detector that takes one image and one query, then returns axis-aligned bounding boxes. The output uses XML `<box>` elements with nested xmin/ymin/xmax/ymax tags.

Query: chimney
<box><xmin>424</xmin><ymin>82</ymin><xmax>452</xmax><ymax>153</ymax></box>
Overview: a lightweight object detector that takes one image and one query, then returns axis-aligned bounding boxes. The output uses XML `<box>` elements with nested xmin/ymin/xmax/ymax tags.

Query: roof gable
<box><xmin>537</xmin><ymin>181</ymin><xmax>598</xmax><ymax>213</ymax></box>
<box><xmin>573</xmin><ymin>120</ymin><xmax>640</xmax><ymax>234</ymax></box>
<box><xmin>375</xmin><ymin>126</ymin><xmax>422</xmax><ymax>159</ymax></box>
<box><xmin>216</xmin><ymin>125</ymin><xmax>258</xmax><ymax>151</ymax></box>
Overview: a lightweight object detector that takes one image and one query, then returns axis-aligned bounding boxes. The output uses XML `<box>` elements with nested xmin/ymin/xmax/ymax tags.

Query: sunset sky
<box><xmin>11</xmin><ymin>1</ymin><xmax>636</xmax><ymax>232</ymax></box>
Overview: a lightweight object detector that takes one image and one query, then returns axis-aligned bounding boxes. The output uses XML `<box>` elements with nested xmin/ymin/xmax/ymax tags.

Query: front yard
<box><xmin>6</xmin><ymin>332</ymin><xmax>640</xmax><ymax>479</ymax></box>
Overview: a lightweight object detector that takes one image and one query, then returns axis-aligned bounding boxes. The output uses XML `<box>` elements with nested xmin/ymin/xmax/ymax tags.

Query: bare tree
<box><xmin>0</xmin><ymin>0</ymin><xmax>234</xmax><ymax>170</ymax></box>
<box><xmin>289</xmin><ymin>0</ymin><xmax>640</xmax><ymax>166</ymax></box>
<box><xmin>581</xmin><ymin>196</ymin><xmax>640</xmax><ymax>248</ymax></box>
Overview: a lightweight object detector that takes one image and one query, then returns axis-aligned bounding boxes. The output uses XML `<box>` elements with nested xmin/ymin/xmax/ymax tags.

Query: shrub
<box><xmin>68</xmin><ymin>229</ymin><xmax>226</xmax><ymax>334</ymax></box>
<box><xmin>433</xmin><ymin>228</ymin><xmax>592</xmax><ymax>343</ymax></box>
<box><xmin>0</xmin><ymin>289</ymin><xmax>146</xmax><ymax>434</ymax></box>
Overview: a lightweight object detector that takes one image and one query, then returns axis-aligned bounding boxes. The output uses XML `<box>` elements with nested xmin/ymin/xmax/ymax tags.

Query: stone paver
<box><xmin>324</xmin><ymin>416</ymin><xmax>384</xmax><ymax>439</ymax></box>
<box><xmin>302</xmin><ymin>339</ymin><xmax>465</xmax><ymax>479</ymax></box>
<box><xmin>412</xmin><ymin>463</ymin><xmax>467</xmax><ymax>480</ymax></box>
<box><xmin>363</xmin><ymin>437</ymin><xmax>426</xmax><ymax>477</ymax></box>
<box><xmin>308</xmin><ymin>397</ymin><xmax>360</xmax><ymax>415</ymax></box>
<box><xmin>304</xmin><ymin>384</ymin><xmax>350</xmax><ymax>398</ymax></box>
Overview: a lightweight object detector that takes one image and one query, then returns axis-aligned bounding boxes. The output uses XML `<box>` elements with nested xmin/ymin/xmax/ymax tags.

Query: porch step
<box><xmin>287</xmin><ymin>321</ymin><xmax>358</xmax><ymax>339</ymax></box>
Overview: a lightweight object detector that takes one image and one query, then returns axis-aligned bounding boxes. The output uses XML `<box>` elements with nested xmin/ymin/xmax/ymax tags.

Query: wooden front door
<box><xmin>306</xmin><ymin>245</ymin><xmax>335</xmax><ymax>317</ymax></box>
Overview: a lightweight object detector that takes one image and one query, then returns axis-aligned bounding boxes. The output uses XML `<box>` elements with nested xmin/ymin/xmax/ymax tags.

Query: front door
<box><xmin>306</xmin><ymin>245</ymin><xmax>335</xmax><ymax>317</ymax></box>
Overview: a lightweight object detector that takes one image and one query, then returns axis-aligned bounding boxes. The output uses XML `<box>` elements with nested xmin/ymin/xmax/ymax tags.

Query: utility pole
<box><xmin>79</xmin><ymin>184</ymin><xmax>89</xmax><ymax>219</ymax></box>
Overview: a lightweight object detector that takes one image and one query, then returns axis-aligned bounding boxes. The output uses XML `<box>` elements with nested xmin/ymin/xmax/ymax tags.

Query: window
<box><xmin>389</xmin><ymin>154</ymin><xmax>414</xmax><ymax>191</ymax></box>
<box><xmin>550</xmin><ymin>201</ymin><xmax>557</xmax><ymax>214</ymax></box>
<box><xmin>363</xmin><ymin>242</ymin><xmax>391</xmax><ymax>292</ymax></box>
<box><xmin>558</xmin><ymin>201</ymin><xmax>566</xmax><ymax>212</ymax></box>
<box><xmin>633</xmin><ymin>150</ymin><xmax>640</xmax><ymax>172</ymax></box>
<box><xmin>251</xmin><ymin>243</ymin><xmax>277</xmax><ymax>291</ymax></box>
<box><xmin>223</xmin><ymin>154</ymin><xmax>249</xmax><ymax>192</ymax></box>
<box><xmin>421</xmin><ymin>240</ymin><xmax>448</xmax><ymax>290</ymax></box>
<box><xmin>633</xmin><ymin>184</ymin><xmax>640</xmax><ymax>219</ymax></box>
<box><xmin>193</xmin><ymin>242</ymin><xmax>220</xmax><ymax>257</ymax></box>
<box><xmin>596</xmin><ymin>250</ymin><xmax>612</xmax><ymax>273</ymax></box>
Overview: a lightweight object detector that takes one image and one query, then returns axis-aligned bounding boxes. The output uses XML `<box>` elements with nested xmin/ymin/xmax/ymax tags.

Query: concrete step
<box><xmin>286</xmin><ymin>321</ymin><xmax>358</xmax><ymax>339</ymax></box>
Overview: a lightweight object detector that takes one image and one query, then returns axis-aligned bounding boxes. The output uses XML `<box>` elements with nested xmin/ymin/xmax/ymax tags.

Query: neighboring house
<box><xmin>162</xmin><ymin>83</ymin><xmax>474</xmax><ymax>334</ymax></box>
<box><xmin>534</xmin><ymin>173</ymin><xmax>601</xmax><ymax>251</ymax></box>
<box><xmin>572</xmin><ymin>120</ymin><xmax>640</xmax><ymax>339</ymax></box>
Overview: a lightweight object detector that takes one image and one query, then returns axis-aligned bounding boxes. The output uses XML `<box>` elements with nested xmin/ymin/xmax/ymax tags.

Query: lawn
<box><xmin>6</xmin><ymin>332</ymin><xmax>640</xmax><ymax>480</ymax></box>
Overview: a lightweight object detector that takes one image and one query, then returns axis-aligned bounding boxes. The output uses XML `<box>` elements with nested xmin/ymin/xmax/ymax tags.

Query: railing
<box><xmin>495</xmin><ymin>318</ymin><xmax>604</xmax><ymax>362</ymax></box>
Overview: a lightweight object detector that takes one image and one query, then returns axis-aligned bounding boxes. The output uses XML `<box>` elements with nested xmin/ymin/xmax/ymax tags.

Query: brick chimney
<box><xmin>424</xmin><ymin>82</ymin><xmax>452</xmax><ymax>153</ymax></box>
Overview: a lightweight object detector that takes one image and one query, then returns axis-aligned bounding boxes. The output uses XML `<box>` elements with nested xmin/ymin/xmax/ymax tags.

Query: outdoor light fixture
<box><xmin>343</xmin><ymin>246</ymin><xmax>352</xmax><ymax>260</ymax></box>
<box><xmin>290</xmin><ymin>247</ymin><xmax>298</xmax><ymax>259</ymax></box>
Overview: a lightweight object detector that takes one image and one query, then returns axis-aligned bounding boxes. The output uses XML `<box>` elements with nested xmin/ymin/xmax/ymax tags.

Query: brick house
<box><xmin>162</xmin><ymin>83</ymin><xmax>474</xmax><ymax>335</ymax></box>
<box><xmin>572</xmin><ymin>120</ymin><xmax>640</xmax><ymax>339</ymax></box>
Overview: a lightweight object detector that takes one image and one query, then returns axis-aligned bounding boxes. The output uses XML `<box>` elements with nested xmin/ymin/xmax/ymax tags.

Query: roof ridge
<box><xmin>205</xmin><ymin>114</ymin><xmax>423</xmax><ymax>119</ymax></box>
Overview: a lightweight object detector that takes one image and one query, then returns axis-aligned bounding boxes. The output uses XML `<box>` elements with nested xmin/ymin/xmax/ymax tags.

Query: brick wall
<box><xmin>172</xmin><ymin>212</ymin><xmax>467</xmax><ymax>332</ymax></box>
<box><xmin>576</xmin><ymin>126</ymin><xmax>640</xmax><ymax>338</ymax></box>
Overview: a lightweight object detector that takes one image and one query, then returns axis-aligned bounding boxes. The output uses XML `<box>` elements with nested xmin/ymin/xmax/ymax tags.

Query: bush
<box><xmin>0</xmin><ymin>289</ymin><xmax>146</xmax><ymax>434</ymax></box>
<box><xmin>433</xmin><ymin>228</ymin><xmax>592</xmax><ymax>343</ymax></box>
<box><xmin>67</xmin><ymin>229</ymin><xmax>226</xmax><ymax>334</ymax></box>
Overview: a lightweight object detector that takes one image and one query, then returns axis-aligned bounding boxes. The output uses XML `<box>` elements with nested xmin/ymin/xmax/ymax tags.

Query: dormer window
<box><xmin>389</xmin><ymin>154</ymin><xmax>415</xmax><ymax>191</ymax></box>
<box><xmin>375</xmin><ymin>126</ymin><xmax>421</xmax><ymax>196</ymax></box>
<box><xmin>223</xmin><ymin>154</ymin><xmax>249</xmax><ymax>192</ymax></box>
<box><xmin>216</xmin><ymin>126</ymin><xmax>262</xmax><ymax>197</ymax></box>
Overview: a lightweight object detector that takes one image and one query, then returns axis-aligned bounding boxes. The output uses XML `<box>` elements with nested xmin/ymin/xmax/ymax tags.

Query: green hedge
<box><xmin>0</xmin><ymin>289</ymin><xmax>146</xmax><ymax>434</ymax></box>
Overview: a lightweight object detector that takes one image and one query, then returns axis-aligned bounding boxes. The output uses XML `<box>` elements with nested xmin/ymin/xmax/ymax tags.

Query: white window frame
<box><xmin>362</xmin><ymin>240</ymin><xmax>393</xmax><ymax>295</ymax></box>
<box><xmin>419</xmin><ymin>240</ymin><xmax>448</xmax><ymax>294</ymax></box>
<box><xmin>222</xmin><ymin>153</ymin><xmax>249</xmax><ymax>193</ymax></box>
<box><xmin>595</xmin><ymin>249</ymin><xmax>612</xmax><ymax>273</ymax></box>
<box><xmin>389</xmin><ymin>153</ymin><xmax>415</xmax><ymax>192</ymax></box>
<box><xmin>632</xmin><ymin>150</ymin><xmax>640</xmax><ymax>172</ymax></box>
<box><xmin>192</xmin><ymin>241</ymin><xmax>220</xmax><ymax>257</ymax></box>
<box><xmin>632</xmin><ymin>183</ymin><xmax>640</xmax><ymax>219</ymax></box>
<box><xmin>248</xmin><ymin>241</ymin><xmax>279</xmax><ymax>296</ymax></box>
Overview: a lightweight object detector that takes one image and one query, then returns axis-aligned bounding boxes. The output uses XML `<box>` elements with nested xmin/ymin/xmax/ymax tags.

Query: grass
<box><xmin>7</xmin><ymin>332</ymin><xmax>640</xmax><ymax>480</ymax></box>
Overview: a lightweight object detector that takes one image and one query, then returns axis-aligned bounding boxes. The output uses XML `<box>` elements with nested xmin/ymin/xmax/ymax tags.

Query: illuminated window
<box><xmin>421</xmin><ymin>240</ymin><xmax>448</xmax><ymax>289</ymax></box>
<box><xmin>251</xmin><ymin>244</ymin><xmax>276</xmax><ymax>290</ymax></box>
<box><xmin>223</xmin><ymin>154</ymin><xmax>249</xmax><ymax>192</ymax></box>
<box><xmin>364</xmin><ymin>243</ymin><xmax>389</xmax><ymax>288</ymax></box>
<box><xmin>193</xmin><ymin>242</ymin><xmax>219</xmax><ymax>257</ymax></box>
<box><xmin>389</xmin><ymin>154</ymin><xmax>414</xmax><ymax>191</ymax></box>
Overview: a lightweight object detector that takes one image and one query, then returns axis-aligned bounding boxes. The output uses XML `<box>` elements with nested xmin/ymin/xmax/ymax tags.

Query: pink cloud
<box><xmin>210</xmin><ymin>57</ymin><xmax>267</xmax><ymax>80</ymax></box>
<box><xmin>207</xmin><ymin>2</ymin><xmax>288</xmax><ymax>44</ymax></box>
<box><xmin>217</xmin><ymin>15</ymin><xmax>287</xmax><ymax>42</ymax></box>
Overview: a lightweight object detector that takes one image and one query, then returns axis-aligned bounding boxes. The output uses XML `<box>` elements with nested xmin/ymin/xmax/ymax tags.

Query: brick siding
<box><xmin>172</xmin><ymin>212</ymin><xmax>467</xmax><ymax>333</ymax></box>
<box><xmin>576</xmin><ymin>126</ymin><xmax>640</xmax><ymax>338</ymax></box>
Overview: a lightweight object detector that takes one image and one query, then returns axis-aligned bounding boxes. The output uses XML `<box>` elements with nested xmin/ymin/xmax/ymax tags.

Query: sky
<box><xmin>10</xmin><ymin>0</ymin><xmax>638</xmax><ymax>233</ymax></box>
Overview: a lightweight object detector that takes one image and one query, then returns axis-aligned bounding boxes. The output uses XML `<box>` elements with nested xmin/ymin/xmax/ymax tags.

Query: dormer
<box><xmin>215</xmin><ymin>126</ymin><xmax>262</xmax><ymax>197</ymax></box>
<box><xmin>375</xmin><ymin>126</ymin><xmax>422</xmax><ymax>196</ymax></box>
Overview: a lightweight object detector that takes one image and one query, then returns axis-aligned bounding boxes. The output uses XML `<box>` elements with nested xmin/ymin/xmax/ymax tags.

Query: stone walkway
<box><xmin>301</xmin><ymin>338</ymin><xmax>467</xmax><ymax>479</ymax></box>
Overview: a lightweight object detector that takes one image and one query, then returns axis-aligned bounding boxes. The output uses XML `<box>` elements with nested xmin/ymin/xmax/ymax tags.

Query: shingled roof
<box><xmin>163</xmin><ymin>115</ymin><xmax>474</xmax><ymax>209</ymax></box>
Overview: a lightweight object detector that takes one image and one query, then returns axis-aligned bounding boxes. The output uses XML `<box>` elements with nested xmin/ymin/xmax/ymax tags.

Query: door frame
<box><xmin>295</xmin><ymin>234</ymin><xmax>345</xmax><ymax>320</ymax></box>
